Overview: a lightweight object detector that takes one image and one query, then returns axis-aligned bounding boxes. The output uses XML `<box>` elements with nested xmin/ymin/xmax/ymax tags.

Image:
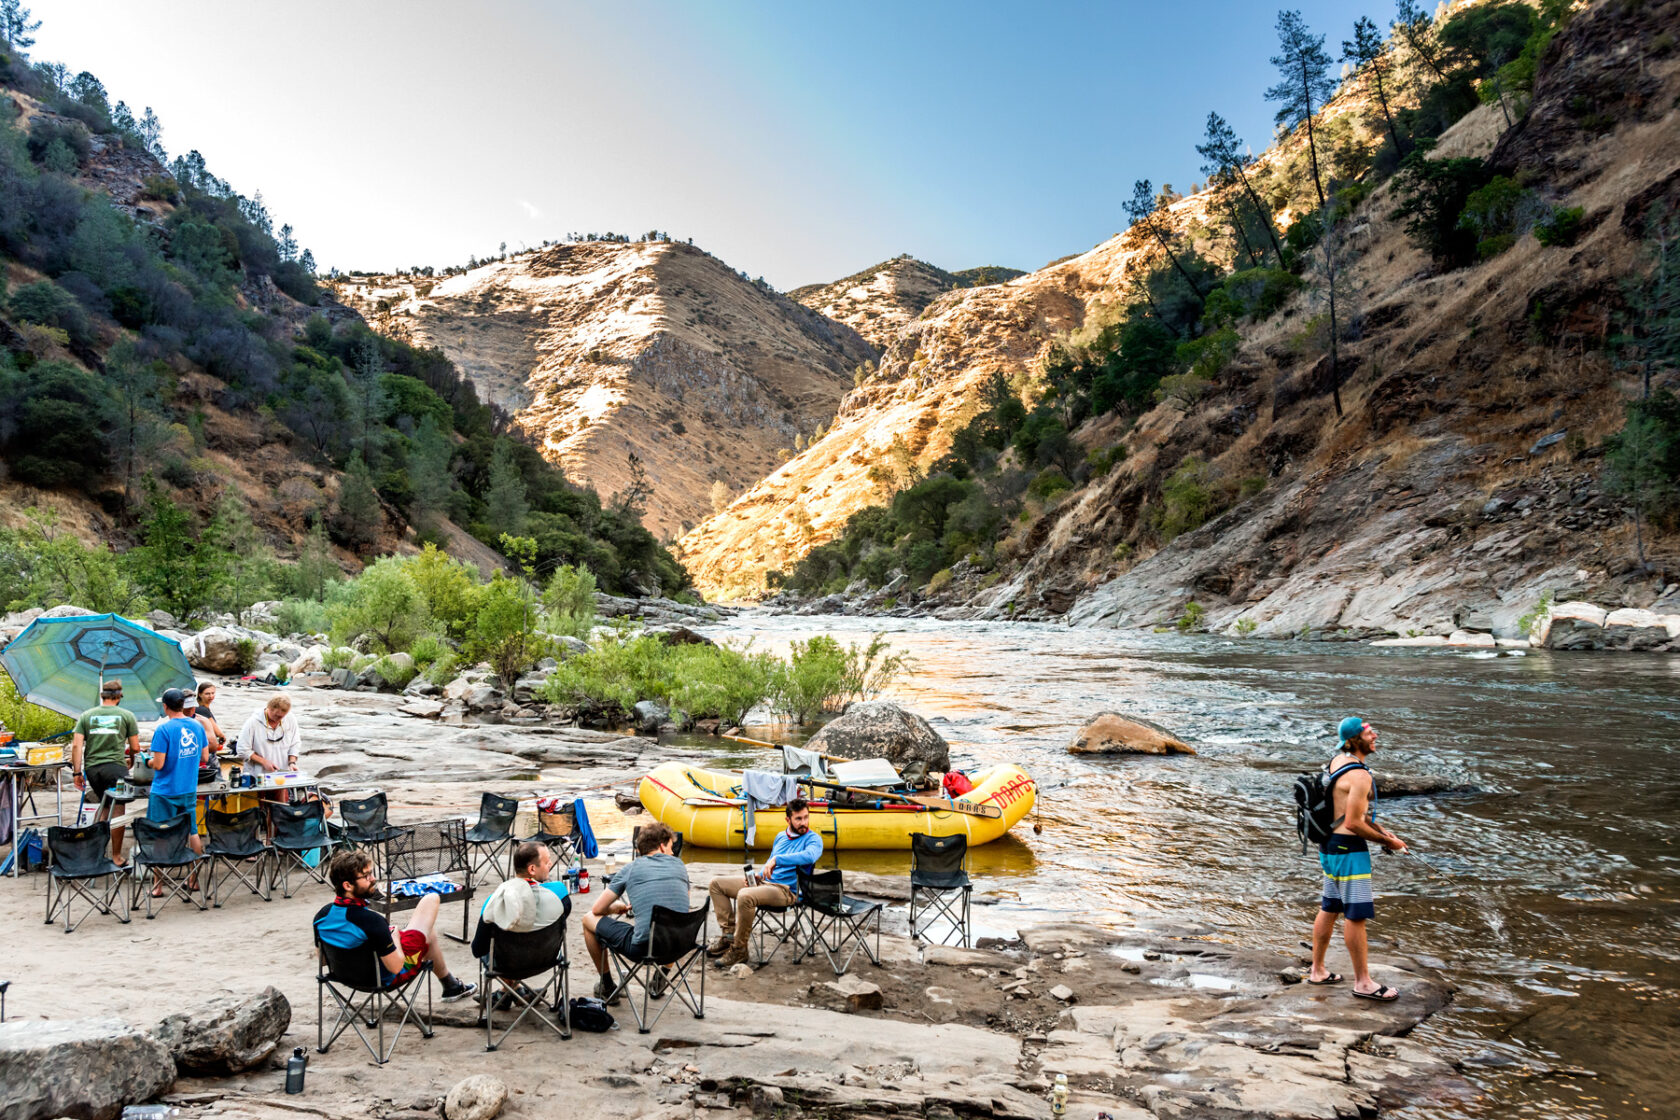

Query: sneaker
<box><xmin>594</xmin><ymin>973</ymin><xmax>620</xmax><ymax>1005</ymax></box>
<box><xmin>706</xmin><ymin>935</ymin><xmax>734</xmax><ymax>956</ymax></box>
<box><xmin>439</xmin><ymin>976</ymin><xmax>477</xmax><ymax>1003</ymax></box>
<box><xmin>714</xmin><ymin>945</ymin><xmax>749</xmax><ymax>970</ymax></box>
<box><xmin>489</xmin><ymin>984</ymin><xmax>537</xmax><ymax>1012</ymax></box>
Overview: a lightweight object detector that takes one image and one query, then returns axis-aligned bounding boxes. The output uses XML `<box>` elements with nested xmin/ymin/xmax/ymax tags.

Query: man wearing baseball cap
<box><xmin>144</xmin><ymin>688</ymin><xmax>210</xmax><ymax>895</ymax></box>
<box><xmin>1307</xmin><ymin>716</ymin><xmax>1408</xmax><ymax>1001</ymax></box>
<box><xmin>70</xmin><ymin>679</ymin><xmax>141</xmax><ymax>864</ymax></box>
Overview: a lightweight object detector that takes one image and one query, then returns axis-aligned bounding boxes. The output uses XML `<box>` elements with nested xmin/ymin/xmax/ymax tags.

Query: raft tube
<box><xmin>638</xmin><ymin>761</ymin><xmax>1037</xmax><ymax>851</ymax></box>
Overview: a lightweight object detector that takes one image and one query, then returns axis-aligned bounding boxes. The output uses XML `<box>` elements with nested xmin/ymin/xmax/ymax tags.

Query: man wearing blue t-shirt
<box><xmin>145</xmin><ymin>688</ymin><xmax>209</xmax><ymax>895</ymax></box>
<box><xmin>708</xmin><ymin>797</ymin><xmax>822</xmax><ymax>969</ymax></box>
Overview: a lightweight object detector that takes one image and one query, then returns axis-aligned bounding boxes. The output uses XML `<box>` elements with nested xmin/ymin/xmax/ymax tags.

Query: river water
<box><xmin>689</xmin><ymin>612</ymin><xmax>1680</xmax><ymax>1120</ymax></box>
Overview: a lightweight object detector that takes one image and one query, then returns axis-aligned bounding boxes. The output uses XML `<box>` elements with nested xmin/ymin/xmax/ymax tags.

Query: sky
<box><xmin>32</xmin><ymin>0</ymin><xmax>1396</xmax><ymax>291</ymax></box>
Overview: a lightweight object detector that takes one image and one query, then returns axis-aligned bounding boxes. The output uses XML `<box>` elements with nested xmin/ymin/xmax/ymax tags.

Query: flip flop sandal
<box><xmin>1307</xmin><ymin>972</ymin><xmax>1344</xmax><ymax>985</ymax></box>
<box><xmin>1352</xmin><ymin>985</ymin><xmax>1399</xmax><ymax>1002</ymax></box>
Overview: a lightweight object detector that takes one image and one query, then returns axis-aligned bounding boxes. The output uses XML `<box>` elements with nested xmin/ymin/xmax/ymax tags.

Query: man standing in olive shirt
<box><xmin>70</xmin><ymin>678</ymin><xmax>141</xmax><ymax>864</ymax></box>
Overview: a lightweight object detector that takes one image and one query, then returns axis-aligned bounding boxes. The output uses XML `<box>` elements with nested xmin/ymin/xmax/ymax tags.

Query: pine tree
<box><xmin>349</xmin><ymin>332</ymin><xmax>387</xmax><ymax>457</ymax></box>
<box><xmin>70</xmin><ymin>71</ymin><xmax>108</xmax><ymax>115</ymax></box>
<box><xmin>485</xmin><ymin>439</ymin><xmax>529</xmax><ymax>537</ymax></box>
<box><xmin>333</xmin><ymin>451</ymin><xmax>382</xmax><ymax>553</ymax></box>
<box><xmin>296</xmin><ymin>519</ymin><xmax>338</xmax><ymax>601</ymax></box>
<box><xmin>613</xmin><ymin>451</ymin><xmax>652</xmax><ymax>518</ymax></box>
<box><xmin>1266</xmin><ymin>9</ymin><xmax>1337</xmax><ymax>208</ymax></box>
<box><xmin>139</xmin><ymin>107</ymin><xmax>163</xmax><ymax>160</ymax></box>
<box><xmin>206</xmin><ymin>491</ymin><xmax>272</xmax><ymax>622</ymax></box>
<box><xmin>1123</xmin><ymin>179</ymin><xmax>1207</xmax><ymax>307</ymax></box>
<box><xmin>101</xmin><ymin>339</ymin><xmax>166</xmax><ymax>510</ymax></box>
<box><xmin>300</xmin><ymin>248</ymin><xmax>316</xmax><ymax>274</ymax></box>
<box><xmin>407</xmin><ymin>414</ymin><xmax>454</xmax><ymax>532</ymax></box>
<box><xmin>0</xmin><ymin>0</ymin><xmax>41</xmax><ymax>50</ymax></box>
<box><xmin>1343</xmin><ymin>16</ymin><xmax>1404</xmax><ymax>155</ymax></box>
<box><xmin>1196</xmin><ymin>111</ymin><xmax>1286</xmax><ymax>262</ymax></box>
<box><xmin>277</xmin><ymin>223</ymin><xmax>298</xmax><ymax>262</ymax></box>
<box><xmin>1393</xmin><ymin>0</ymin><xmax>1449</xmax><ymax>82</ymax></box>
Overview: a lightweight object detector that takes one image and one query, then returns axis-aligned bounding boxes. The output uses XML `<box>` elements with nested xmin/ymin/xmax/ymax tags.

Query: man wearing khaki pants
<box><xmin>708</xmin><ymin>798</ymin><xmax>822</xmax><ymax>970</ymax></box>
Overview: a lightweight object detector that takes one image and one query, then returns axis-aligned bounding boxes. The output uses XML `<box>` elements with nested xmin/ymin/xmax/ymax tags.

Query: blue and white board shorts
<box><xmin>1319</xmin><ymin>835</ymin><xmax>1375</xmax><ymax>921</ymax></box>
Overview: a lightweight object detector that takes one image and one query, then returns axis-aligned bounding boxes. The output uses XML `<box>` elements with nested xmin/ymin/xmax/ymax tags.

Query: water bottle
<box><xmin>1050</xmin><ymin>1073</ymin><xmax>1068</xmax><ymax>1118</ymax></box>
<box><xmin>578</xmin><ymin>868</ymin><xmax>590</xmax><ymax>893</ymax></box>
<box><xmin>742</xmin><ymin>855</ymin><xmax>756</xmax><ymax>887</ymax></box>
<box><xmin>285</xmin><ymin>1047</ymin><xmax>307</xmax><ymax>1094</ymax></box>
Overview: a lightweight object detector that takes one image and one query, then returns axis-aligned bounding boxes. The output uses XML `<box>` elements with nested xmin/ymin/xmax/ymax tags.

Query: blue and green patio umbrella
<box><xmin>0</xmin><ymin>613</ymin><xmax>194</xmax><ymax>721</ymax></box>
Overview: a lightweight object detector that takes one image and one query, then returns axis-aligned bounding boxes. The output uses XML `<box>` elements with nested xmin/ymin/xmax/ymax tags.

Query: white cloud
<box><xmin>518</xmin><ymin>199</ymin><xmax>542</xmax><ymax>219</ymax></box>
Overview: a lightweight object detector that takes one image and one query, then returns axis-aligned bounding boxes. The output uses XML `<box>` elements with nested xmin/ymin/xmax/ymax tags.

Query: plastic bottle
<box><xmin>285</xmin><ymin>1047</ymin><xmax>307</xmax><ymax>1094</ymax></box>
<box><xmin>1050</xmin><ymin>1073</ymin><xmax>1068</xmax><ymax>1118</ymax></box>
<box><xmin>578</xmin><ymin>867</ymin><xmax>590</xmax><ymax>893</ymax></box>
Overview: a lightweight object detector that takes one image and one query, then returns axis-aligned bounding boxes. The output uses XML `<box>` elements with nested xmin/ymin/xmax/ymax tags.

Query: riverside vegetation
<box><xmin>769</xmin><ymin>0</ymin><xmax>1680</xmax><ymax>608</ymax></box>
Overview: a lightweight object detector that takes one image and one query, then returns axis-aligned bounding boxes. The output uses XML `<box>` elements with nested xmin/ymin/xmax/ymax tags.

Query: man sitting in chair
<box><xmin>314</xmin><ymin>850</ymin><xmax>478</xmax><ymax>1002</ymax></box>
<box><xmin>708</xmin><ymin>797</ymin><xmax>823</xmax><ymax>970</ymax></box>
<box><xmin>473</xmin><ymin>842</ymin><xmax>570</xmax><ymax>1009</ymax></box>
<box><xmin>582</xmin><ymin>823</ymin><xmax>690</xmax><ymax>1001</ymax></box>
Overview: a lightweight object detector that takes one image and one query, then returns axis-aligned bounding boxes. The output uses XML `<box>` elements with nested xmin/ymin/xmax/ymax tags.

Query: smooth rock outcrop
<box><xmin>183</xmin><ymin>626</ymin><xmax>247</xmax><ymax>672</ymax></box>
<box><xmin>1066</xmin><ymin>712</ymin><xmax>1195</xmax><ymax>756</ymax></box>
<box><xmin>0</xmin><ymin>1017</ymin><xmax>175</xmax><ymax>1120</ymax></box>
<box><xmin>806</xmin><ymin>701</ymin><xmax>951</xmax><ymax>772</ymax></box>
<box><xmin>632</xmin><ymin>700</ymin><xmax>669</xmax><ymax>734</ymax></box>
<box><xmin>444</xmin><ymin>1074</ymin><xmax>509</xmax><ymax>1120</ymax></box>
<box><xmin>1604</xmin><ymin>608</ymin><xmax>1671</xmax><ymax>651</ymax></box>
<box><xmin>1543</xmin><ymin>601</ymin><xmax>1607</xmax><ymax>649</ymax></box>
<box><xmin>153</xmin><ymin>986</ymin><xmax>292</xmax><ymax>1075</ymax></box>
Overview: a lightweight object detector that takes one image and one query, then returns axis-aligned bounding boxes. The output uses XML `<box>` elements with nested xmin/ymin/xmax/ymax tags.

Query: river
<box><xmin>682</xmin><ymin>612</ymin><xmax>1680</xmax><ymax>1120</ymax></box>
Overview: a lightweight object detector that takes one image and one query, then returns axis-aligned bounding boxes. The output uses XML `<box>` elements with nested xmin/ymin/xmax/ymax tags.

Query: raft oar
<box><xmin>722</xmin><ymin>732</ymin><xmax>848</xmax><ymax>763</ymax></box>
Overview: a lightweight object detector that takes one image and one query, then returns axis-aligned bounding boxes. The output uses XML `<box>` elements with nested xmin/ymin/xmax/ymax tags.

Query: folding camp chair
<box><xmin>605</xmin><ymin>904</ymin><xmax>708</xmax><ymax>1033</ymax></box>
<box><xmin>477</xmin><ymin>919</ymin><xmax>571</xmax><ymax>1049</ymax></box>
<box><xmin>749</xmin><ymin>891</ymin><xmax>805</xmax><ymax>967</ymax></box>
<box><xmin>268</xmin><ymin>800</ymin><xmax>334</xmax><ymax>898</ymax></box>
<box><xmin>316</xmin><ymin>937</ymin><xmax>433</xmax><ymax>1065</ymax></box>
<box><xmin>130</xmin><ymin>812</ymin><xmax>206</xmax><ymax>919</ymax></box>
<box><xmin>44</xmin><ymin>822</ymin><xmax>130</xmax><ymax>932</ymax></box>
<box><xmin>908</xmin><ymin>832</ymin><xmax>972</xmax><ymax>947</ymax></box>
<box><xmin>796</xmin><ymin>868</ymin><xmax>882</xmax><ymax>976</ymax></box>
<box><xmin>205</xmin><ymin>807</ymin><xmax>272</xmax><ymax>907</ymax></box>
<box><xmin>522</xmin><ymin>803</ymin><xmax>580</xmax><ymax>868</ymax></box>
<box><xmin>465</xmin><ymin>793</ymin><xmax>519</xmax><ymax>882</ymax></box>
<box><xmin>340</xmin><ymin>792</ymin><xmax>407</xmax><ymax>861</ymax></box>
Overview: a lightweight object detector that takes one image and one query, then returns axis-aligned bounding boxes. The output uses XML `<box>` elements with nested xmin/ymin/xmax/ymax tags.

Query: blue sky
<box><xmin>33</xmin><ymin>0</ymin><xmax>1395</xmax><ymax>289</ymax></box>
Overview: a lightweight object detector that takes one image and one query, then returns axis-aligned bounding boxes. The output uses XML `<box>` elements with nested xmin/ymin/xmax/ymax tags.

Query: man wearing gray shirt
<box><xmin>582</xmin><ymin>822</ymin><xmax>690</xmax><ymax>1001</ymax></box>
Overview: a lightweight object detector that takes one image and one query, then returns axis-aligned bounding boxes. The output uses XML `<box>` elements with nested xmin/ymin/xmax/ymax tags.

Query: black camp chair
<box><xmin>268</xmin><ymin>800</ymin><xmax>334</xmax><ymax>898</ymax></box>
<box><xmin>796</xmin><ymin>868</ymin><xmax>882</xmax><ymax>976</ymax></box>
<box><xmin>749</xmin><ymin>884</ymin><xmax>805</xmax><ymax>967</ymax></box>
<box><xmin>476</xmin><ymin>919</ymin><xmax>571</xmax><ymax>1049</ymax></box>
<box><xmin>605</xmin><ymin>904</ymin><xmax>708</xmax><ymax>1034</ymax></box>
<box><xmin>130</xmin><ymin>812</ymin><xmax>207</xmax><ymax>919</ymax></box>
<box><xmin>465</xmin><ymin>793</ymin><xmax>520</xmax><ymax>882</ymax></box>
<box><xmin>205</xmin><ymin>807</ymin><xmax>271</xmax><ymax>906</ymax></box>
<box><xmin>521</xmin><ymin>803</ymin><xmax>579</xmax><ymax>868</ymax></box>
<box><xmin>316</xmin><ymin>937</ymin><xmax>433</xmax><ymax>1065</ymax></box>
<box><xmin>908</xmin><ymin>832</ymin><xmax>972</xmax><ymax>947</ymax></box>
<box><xmin>44</xmin><ymin>822</ymin><xmax>130</xmax><ymax>932</ymax></box>
<box><xmin>340</xmin><ymin>792</ymin><xmax>406</xmax><ymax>855</ymax></box>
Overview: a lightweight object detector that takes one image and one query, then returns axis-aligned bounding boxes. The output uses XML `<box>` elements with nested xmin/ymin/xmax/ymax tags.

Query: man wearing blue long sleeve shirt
<box><xmin>708</xmin><ymin>798</ymin><xmax>822</xmax><ymax>969</ymax></box>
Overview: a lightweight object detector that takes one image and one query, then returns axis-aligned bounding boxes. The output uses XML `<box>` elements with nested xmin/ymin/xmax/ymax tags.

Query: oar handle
<box><xmin>721</xmin><ymin>733</ymin><xmax>847</xmax><ymax>764</ymax></box>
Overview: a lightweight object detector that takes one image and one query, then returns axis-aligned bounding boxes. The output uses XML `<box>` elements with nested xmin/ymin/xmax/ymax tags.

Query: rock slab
<box><xmin>1066</xmin><ymin>712</ymin><xmax>1195</xmax><ymax>756</ymax></box>
<box><xmin>153</xmin><ymin>986</ymin><xmax>292</xmax><ymax>1075</ymax></box>
<box><xmin>0</xmin><ymin>1017</ymin><xmax>175</xmax><ymax>1120</ymax></box>
<box><xmin>444</xmin><ymin>1075</ymin><xmax>509</xmax><ymax>1120</ymax></box>
<box><xmin>807</xmin><ymin>701</ymin><xmax>951</xmax><ymax>772</ymax></box>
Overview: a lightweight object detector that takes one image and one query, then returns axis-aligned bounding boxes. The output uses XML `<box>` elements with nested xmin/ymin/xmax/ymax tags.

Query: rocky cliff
<box><xmin>788</xmin><ymin>256</ymin><xmax>1023</xmax><ymax>350</ymax></box>
<box><xmin>336</xmin><ymin>242</ymin><xmax>874</xmax><ymax>540</ymax></box>
<box><xmin>683</xmin><ymin>0</ymin><xmax>1680</xmax><ymax>633</ymax></box>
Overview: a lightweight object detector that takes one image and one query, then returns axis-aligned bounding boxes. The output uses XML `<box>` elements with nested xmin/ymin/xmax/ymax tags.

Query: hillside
<box><xmin>788</xmin><ymin>256</ymin><xmax>1025</xmax><ymax>349</ymax></box>
<box><xmin>680</xmin><ymin>0</ymin><xmax>1680</xmax><ymax>634</ymax></box>
<box><xmin>335</xmin><ymin>242</ymin><xmax>874</xmax><ymax>541</ymax></box>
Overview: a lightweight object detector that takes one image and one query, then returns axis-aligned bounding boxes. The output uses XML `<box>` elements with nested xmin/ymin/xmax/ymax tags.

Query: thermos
<box><xmin>285</xmin><ymin>1047</ymin><xmax>307</xmax><ymax>1094</ymax></box>
<box><xmin>743</xmin><ymin>856</ymin><xmax>756</xmax><ymax>887</ymax></box>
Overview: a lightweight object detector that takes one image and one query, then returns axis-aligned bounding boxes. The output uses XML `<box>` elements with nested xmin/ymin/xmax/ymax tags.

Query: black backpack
<box><xmin>566</xmin><ymin>997</ymin><xmax>616</xmax><ymax>1032</ymax></box>
<box><xmin>1292</xmin><ymin>760</ymin><xmax>1368</xmax><ymax>853</ymax></box>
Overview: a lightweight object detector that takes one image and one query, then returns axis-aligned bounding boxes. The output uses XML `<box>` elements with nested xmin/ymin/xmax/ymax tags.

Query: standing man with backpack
<box><xmin>1307</xmin><ymin>716</ymin><xmax>1406</xmax><ymax>1001</ymax></box>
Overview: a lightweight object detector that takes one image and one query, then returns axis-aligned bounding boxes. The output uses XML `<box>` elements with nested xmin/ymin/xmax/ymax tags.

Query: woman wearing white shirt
<box><xmin>238</xmin><ymin>694</ymin><xmax>301</xmax><ymax>773</ymax></box>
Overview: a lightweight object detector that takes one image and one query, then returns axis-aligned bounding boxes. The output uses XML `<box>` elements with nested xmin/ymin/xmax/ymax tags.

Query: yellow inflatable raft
<box><xmin>638</xmin><ymin>761</ymin><xmax>1037</xmax><ymax>851</ymax></box>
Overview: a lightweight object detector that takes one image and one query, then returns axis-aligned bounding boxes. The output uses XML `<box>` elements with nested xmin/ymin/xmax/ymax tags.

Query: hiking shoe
<box><xmin>714</xmin><ymin>945</ymin><xmax>749</xmax><ymax>970</ymax></box>
<box><xmin>490</xmin><ymin>984</ymin><xmax>537</xmax><ymax>1012</ymax></box>
<box><xmin>706</xmin><ymin>935</ymin><xmax>734</xmax><ymax>957</ymax></box>
<box><xmin>439</xmin><ymin>976</ymin><xmax>477</xmax><ymax>1002</ymax></box>
<box><xmin>594</xmin><ymin>973</ymin><xmax>621</xmax><ymax>1005</ymax></box>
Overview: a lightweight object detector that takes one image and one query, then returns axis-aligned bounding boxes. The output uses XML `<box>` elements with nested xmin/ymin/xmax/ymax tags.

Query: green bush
<box><xmin>322</xmin><ymin>647</ymin><xmax>357</xmax><ymax>671</ymax></box>
<box><xmin>409</xmin><ymin>633</ymin><xmax>448</xmax><ymax>670</ymax></box>
<box><xmin>0</xmin><ymin>667</ymin><xmax>76</xmax><ymax>740</ymax></box>
<box><xmin>1158</xmin><ymin>457</ymin><xmax>1217</xmax><ymax>541</ymax></box>
<box><xmin>1477</xmin><ymin>233</ymin><xmax>1518</xmax><ymax>259</ymax></box>
<box><xmin>926</xmin><ymin>568</ymin><xmax>954</xmax><ymax>593</ymax></box>
<box><xmin>1027</xmin><ymin>468</ymin><xmax>1074</xmax><ymax>501</ymax></box>
<box><xmin>667</xmin><ymin>642</ymin><xmax>780</xmax><ymax>726</ymax></box>
<box><xmin>1534</xmin><ymin>205</ymin><xmax>1585</xmax><ymax>247</ymax></box>
<box><xmin>401</xmin><ymin>545</ymin><xmax>481</xmax><ymax>641</ymax></box>
<box><xmin>463</xmin><ymin>573</ymin><xmax>548</xmax><ymax>685</ymax></box>
<box><xmin>1234</xmin><ymin>618</ymin><xmax>1258</xmax><ymax>636</ymax></box>
<box><xmin>424</xmin><ymin>651</ymin><xmax>461</xmax><ymax>687</ymax></box>
<box><xmin>1086</xmin><ymin>444</ymin><xmax>1127</xmax><ymax>477</ymax></box>
<box><xmin>838</xmin><ymin>632</ymin><xmax>913</xmax><ymax>705</ymax></box>
<box><xmin>543</xmin><ymin>632</ymin><xmax>676</xmax><ymax>716</ymax></box>
<box><xmin>1391</xmin><ymin>148</ymin><xmax>1491</xmax><ymax>268</ymax></box>
<box><xmin>1517</xmin><ymin>591</ymin><xmax>1554</xmax><ymax>637</ymax></box>
<box><xmin>543</xmin><ymin>564</ymin><xmax>597</xmax><ymax>638</ymax></box>
<box><xmin>372</xmin><ymin>654</ymin><xmax>417</xmax><ymax>690</ymax></box>
<box><xmin>328</xmin><ymin>557</ymin><xmax>430</xmax><ymax>653</ymax></box>
<box><xmin>777</xmin><ymin>636</ymin><xmax>848</xmax><ymax>725</ymax></box>
<box><xmin>1176</xmin><ymin>601</ymin><xmax>1205</xmax><ymax>632</ymax></box>
<box><xmin>234</xmin><ymin>638</ymin><xmax>259</xmax><ymax>673</ymax></box>
<box><xmin>273</xmin><ymin>598</ymin><xmax>330</xmax><ymax>637</ymax></box>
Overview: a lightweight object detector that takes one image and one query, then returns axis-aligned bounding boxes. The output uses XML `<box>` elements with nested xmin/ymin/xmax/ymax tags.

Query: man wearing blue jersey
<box><xmin>708</xmin><ymin>798</ymin><xmax>822</xmax><ymax>970</ymax></box>
<box><xmin>145</xmin><ymin>688</ymin><xmax>209</xmax><ymax>896</ymax></box>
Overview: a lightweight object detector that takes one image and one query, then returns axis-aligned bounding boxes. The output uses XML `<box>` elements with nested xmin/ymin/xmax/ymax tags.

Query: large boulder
<box><xmin>444</xmin><ymin>1075</ymin><xmax>508</xmax><ymax>1120</ymax></box>
<box><xmin>632</xmin><ymin>699</ymin><xmax>669</xmax><ymax>734</ymax></box>
<box><xmin>807</xmin><ymin>701</ymin><xmax>950</xmax><ymax>772</ymax></box>
<box><xmin>1543</xmin><ymin>601</ymin><xmax>1607</xmax><ymax>650</ymax></box>
<box><xmin>0</xmin><ymin>1017</ymin><xmax>175</xmax><ymax>1120</ymax></box>
<box><xmin>183</xmin><ymin>625</ymin><xmax>247</xmax><ymax>673</ymax></box>
<box><xmin>39</xmin><ymin>604</ymin><xmax>97</xmax><ymax>619</ymax></box>
<box><xmin>1066</xmin><ymin>712</ymin><xmax>1195</xmax><ymax>756</ymax></box>
<box><xmin>1604</xmin><ymin>608</ymin><xmax>1672</xmax><ymax>651</ymax></box>
<box><xmin>153</xmin><ymin>986</ymin><xmax>292</xmax><ymax>1075</ymax></box>
<box><xmin>244</xmin><ymin>600</ymin><xmax>283</xmax><ymax>628</ymax></box>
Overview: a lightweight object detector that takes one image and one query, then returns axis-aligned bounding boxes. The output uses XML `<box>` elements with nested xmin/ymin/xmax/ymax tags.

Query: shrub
<box><xmin>322</xmin><ymin>647</ymin><xmax>357</xmax><ymax>671</ymax></box>
<box><xmin>1027</xmin><ymin>468</ymin><xmax>1074</xmax><ymax>502</ymax></box>
<box><xmin>837</xmin><ymin>633</ymin><xmax>913</xmax><ymax>705</ymax></box>
<box><xmin>234</xmin><ymin>638</ymin><xmax>258</xmax><ymax>673</ymax></box>
<box><xmin>1534</xmin><ymin>205</ymin><xmax>1585</xmax><ymax>247</ymax></box>
<box><xmin>424</xmin><ymin>650</ymin><xmax>461</xmax><ymax>687</ymax></box>
<box><xmin>1086</xmin><ymin>445</ymin><xmax>1127</xmax><ymax>477</ymax></box>
<box><xmin>402</xmin><ymin>545</ymin><xmax>482</xmax><ymax>641</ymax></box>
<box><xmin>926</xmin><ymin>568</ymin><xmax>954</xmax><ymax>593</ymax></box>
<box><xmin>776</xmin><ymin>635</ymin><xmax>849</xmax><ymax>725</ymax></box>
<box><xmin>1390</xmin><ymin>149</ymin><xmax>1491</xmax><ymax>268</ymax></box>
<box><xmin>1158</xmin><ymin>457</ymin><xmax>1217</xmax><ymax>541</ymax></box>
<box><xmin>273</xmin><ymin>597</ymin><xmax>330</xmax><ymax>637</ymax></box>
<box><xmin>327</xmin><ymin>557</ymin><xmax>430</xmax><ymax>653</ymax></box>
<box><xmin>1477</xmin><ymin>233</ymin><xmax>1517</xmax><ymax>260</ymax></box>
<box><xmin>0</xmin><ymin>667</ymin><xmax>75</xmax><ymax>740</ymax></box>
<box><xmin>372</xmin><ymin>654</ymin><xmax>417</xmax><ymax>690</ymax></box>
<box><xmin>1517</xmin><ymin>591</ymin><xmax>1554</xmax><ymax>637</ymax></box>
<box><xmin>1176</xmin><ymin>601</ymin><xmax>1205</xmax><ymax>632</ymax></box>
<box><xmin>667</xmin><ymin>642</ymin><xmax>780</xmax><ymax>726</ymax></box>
<box><xmin>544</xmin><ymin>633</ymin><xmax>676</xmax><ymax>716</ymax></box>
<box><xmin>1234</xmin><ymin>617</ymin><xmax>1258</xmax><ymax>636</ymax></box>
<box><xmin>409</xmin><ymin>633</ymin><xmax>448</xmax><ymax>670</ymax></box>
<box><xmin>543</xmin><ymin>563</ymin><xmax>597</xmax><ymax>638</ymax></box>
<box><xmin>463</xmin><ymin>573</ymin><xmax>548</xmax><ymax>686</ymax></box>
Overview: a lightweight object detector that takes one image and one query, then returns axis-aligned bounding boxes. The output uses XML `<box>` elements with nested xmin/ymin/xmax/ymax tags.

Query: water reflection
<box><xmin>664</xmin><ymin>612</ymin><xmax>1680</xmax><ymax>1120</ymax></box>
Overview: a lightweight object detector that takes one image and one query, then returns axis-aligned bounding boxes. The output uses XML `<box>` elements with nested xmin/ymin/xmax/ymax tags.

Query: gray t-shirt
<box><xmin>607</xmin><ymin>853</ymin><xmax>691</xmax><ymax>946</ymax></box>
